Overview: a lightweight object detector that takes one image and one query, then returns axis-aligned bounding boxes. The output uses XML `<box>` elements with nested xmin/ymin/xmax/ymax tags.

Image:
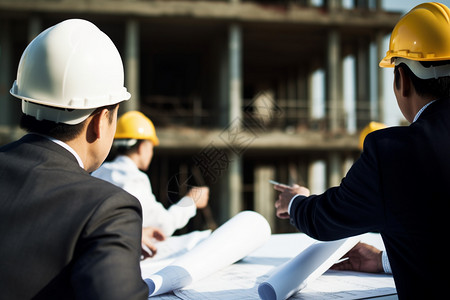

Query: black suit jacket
<box><xmin>0</xmin><ymin>134</ymin><xmax>148</xmax><ymax>299</ymax></box>
<box><xmin>290</xmin><ymin>99</ymin><xmax>450</xmax><ymax>299</ymax></box>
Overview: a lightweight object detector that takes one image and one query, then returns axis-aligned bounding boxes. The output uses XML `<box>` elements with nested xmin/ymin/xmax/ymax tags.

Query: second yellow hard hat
<box><xmin>359</xmin><ymin>122</ymin><xmax>387</xmax><ymax>150</ymax></box>
<box><xmin>114</xmin><ymin>111</ymin><xmax>160</xmax><ymax>146</ymax></box>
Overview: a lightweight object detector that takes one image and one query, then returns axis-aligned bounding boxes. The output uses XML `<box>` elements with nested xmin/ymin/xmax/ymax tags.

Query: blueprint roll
<box><xmin>145</xmin><ymin>210</ymin><xmax>271</xmax><ymax>297</ymax></box>
<box><xmin>258</xmin><ymin>236</ymin><xmax>360</xmax><ymax>300</ymax></box>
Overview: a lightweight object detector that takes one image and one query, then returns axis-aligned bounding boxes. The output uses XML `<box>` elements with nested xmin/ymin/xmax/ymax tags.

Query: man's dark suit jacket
<box><xmin>290</xmin><ymin>99</ymin><xmax>450</xmax><ymax>299</ymax></box>
<box><xmin>0</xmin><ymin>134</ymin><xmax>148</xmax><ymax>299</ymax></box>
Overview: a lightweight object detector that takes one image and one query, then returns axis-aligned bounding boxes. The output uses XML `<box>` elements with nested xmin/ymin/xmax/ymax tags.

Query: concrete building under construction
<box><xmin>0</xmin><ymin>0</ymin><xmax>402</xmax><ymax>233</ymax></box>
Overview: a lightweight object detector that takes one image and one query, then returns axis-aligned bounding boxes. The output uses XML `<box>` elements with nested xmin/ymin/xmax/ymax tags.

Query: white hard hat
<box><xmin>10</xmin><ymin>19</ymin><xmax>130</xmax><ymax>124</ymax></box>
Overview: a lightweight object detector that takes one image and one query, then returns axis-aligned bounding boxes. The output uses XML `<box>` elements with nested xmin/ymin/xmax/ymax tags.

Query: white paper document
<box><xmin>174</xmin><ymin>265</ymin><xmax>395</xmax><ymax>300</ymax></box>
<box><xmin>258</xmin><ymin>236</ymin><xmax>360</xmax><ymax>300</ymax></box>
<box><xmin>291</xmin><ymin>270</ymin><xmax>396</xmax><ymax>300</ymax></box>
<box><xmin>144</xmin><ymin>210</ymin><xmax>271</xmax><ymax>297</ymax></box>
<box><xmin>141</xmin><ymin>230</ymin><xmax>212</xmax><ymax>278</ymax></box>
<box><xmin>169</xmin><ymin>233</ymin><xmax>395</xmax><ymax>300</ymax></box>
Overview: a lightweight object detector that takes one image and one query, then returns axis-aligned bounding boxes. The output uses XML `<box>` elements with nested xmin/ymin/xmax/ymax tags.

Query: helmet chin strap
<box><xmin>395</xmin><ymin>58</ymin><xmax>450</xmax><ymax>79</ymax></box>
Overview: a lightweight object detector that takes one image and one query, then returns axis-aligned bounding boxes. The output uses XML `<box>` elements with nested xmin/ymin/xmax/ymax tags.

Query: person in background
<box><xmin>274</xmin><ymin>3</ymin><xmax>450</xmax><ymax>298</ymax></box>
<box><xmin>92</xmin><ymin>111</ymin><xmax>209</xmax><ymax>256</ymax></box>
<box><xmin>0</xmin><ymin>19</ymin><xmax>148</xmax><ymax>299</ymax></box>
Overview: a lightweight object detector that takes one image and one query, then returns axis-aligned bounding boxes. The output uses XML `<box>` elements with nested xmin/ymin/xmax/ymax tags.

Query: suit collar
<box><xmin>20</xmin><ymin>134</ymin><xmax>82</xmax><ymax>168</ymax></box>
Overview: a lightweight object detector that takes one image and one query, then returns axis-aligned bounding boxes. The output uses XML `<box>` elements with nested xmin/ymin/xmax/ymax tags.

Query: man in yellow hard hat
<box><xmin>274</xmin><ymin>3</ymin><xmax>450</xmax><ymax>298</ymax></box>
<box><xmin>0</xmin><ymin>20</ymin><xmax>148</xmax><ymax>299</ymax></box>
<box><xmin>93</xmin><ymin>111</ymin><xmax>209</xmax><ymax>257</ymax></box>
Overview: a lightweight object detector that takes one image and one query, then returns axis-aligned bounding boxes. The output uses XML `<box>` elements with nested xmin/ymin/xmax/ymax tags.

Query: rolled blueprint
<box><xmin>145</xmin><ymin>210</ymin><xmax>271</xmax><ymax>297</ymax></box>
<box><xmin>258</xmin><ymin>236</ymin><xmax>360</xmax><ymax>300</ymax></box>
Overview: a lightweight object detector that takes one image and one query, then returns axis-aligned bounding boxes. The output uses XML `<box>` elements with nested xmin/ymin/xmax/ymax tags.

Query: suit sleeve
<box><xmin>71</xmin><ymin>192</ymin><xmax>148</xmax><ymax>300</ymax></box>
<box><xmin>290</xmin><ymin>134</ymin><xmax>386</xmax><ymax>241</ymax></box>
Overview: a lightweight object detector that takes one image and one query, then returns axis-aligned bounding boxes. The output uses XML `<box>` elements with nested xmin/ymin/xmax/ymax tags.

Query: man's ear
<box><xmin>87</xmin><ymin>109</ymin><xmax>108</xmax><ymax>142</ymax></box>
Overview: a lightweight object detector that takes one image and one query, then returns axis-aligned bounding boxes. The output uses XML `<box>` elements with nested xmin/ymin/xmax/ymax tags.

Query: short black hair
<box><xmin>115</xmin><ymin>139</ymin><xmax>144</xmax><ymax>156</ymax></box>
<box><xmin>394</xmin><ymin>61</ymin><xmax>450</xmax><ymax>100</ymax></box>
<box><xmin>20</xmin><ymin>103</ymin><xmax>118</xmax><ymax>142</ymax></box>
<box><xmin>104</xmin><ymin>139</ymin><xmax>144</xmax><ymax>162</ymax></box>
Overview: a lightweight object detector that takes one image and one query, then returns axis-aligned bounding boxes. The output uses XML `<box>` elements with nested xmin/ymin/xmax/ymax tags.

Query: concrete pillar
<box><xmin>124</xmin><ymin>19</ymin><xmax>140</xmax><ymax>112</ymax></box>
<box><xmin>328</xmin><ymin>152</ymin><xmax>342</xmax><ymax>187</ymax></box>
<box><xmin>326</xmin><ymin>0</ymin><xmax>342</xmax><ymax>10</ymax></box>
<box><xmin>307</xmin><ymin>67</ymin><xmax>315</xmax><ymax>121</ymax></box>
<box><xmin>343</xmin><ymin>55</ymin><xmax>356</xmax><ymax>134</ymax></box>
<box><xmin>309</xmin><ymin>60</ymin><xmax>325</xmax><ymax>123</ymax></box>
<box><xmin>375</xmin><ymin>0</ymin><xmax>382</xmax><ymax>10</ymax></box>
<box><xmin>227</xmin><ymin>23</ymin><xmax>243</xmax><ymax>218</ymax></box>
<box><xmin>356</xmin><ymin>39</ymin><xmax>371</xmax><ymax>128</ymax></box>
<box><xmin>308</xmin><ymin>160</ymin><xmax>326</xmax><ymax>194</ymax></box>
<box><xmin>229</xmin><ymin>23</ymin><xmax>242</xmax><ymax>124</ymax></box>
<box><xmin>343</xmin><ymin>156</ymin><xmax>354</xmax><ymax>175</ymax></box>
<box><xmin>376</xmin><ymin>31</ymin><xmax>386</xmax><ymax>123</ymax></box>
<box><xmin>327</xmin><ymin>29</ymin><xmax>342</xmax><ymax>132</ymax></box>
<box><xmin>254</xmin><ymin>166</ymin><xmax>275</xmax><ymax>230</ymax></box>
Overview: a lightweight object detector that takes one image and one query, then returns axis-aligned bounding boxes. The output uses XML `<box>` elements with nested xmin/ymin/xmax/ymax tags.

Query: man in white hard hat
<box><xmin>0</xmin><ymin>19</ymin><xmax>148</xmax><ymax>299</ymax></box>
<box><xmin>92</xmin><ymin>111</ymin><xmax>209</xmax><ymax>257</ymax></box>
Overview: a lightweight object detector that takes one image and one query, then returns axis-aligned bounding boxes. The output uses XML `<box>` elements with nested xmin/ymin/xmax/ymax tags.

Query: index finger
<box><xmin>274</xmin><ymin>183</ymin><xmax>290</xmax><ymax>192</ymax></box>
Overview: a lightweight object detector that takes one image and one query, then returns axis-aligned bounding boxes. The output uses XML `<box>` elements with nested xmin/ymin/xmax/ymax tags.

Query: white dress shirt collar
<box><xmin>413</xmin><ymin>100</ymin><xmax>436</xmax><ymax>123</ymax></box>
<box><xmin>30</xmin><ymin>133</ymin><xmax>84</xmax><ymax>169</ymax></box>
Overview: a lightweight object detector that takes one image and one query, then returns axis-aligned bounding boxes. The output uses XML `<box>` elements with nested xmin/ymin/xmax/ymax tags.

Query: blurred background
<box><xmin>1</xmin><ymin>0</ymin><xmax>446</xmax><ymax>233</ymax></box>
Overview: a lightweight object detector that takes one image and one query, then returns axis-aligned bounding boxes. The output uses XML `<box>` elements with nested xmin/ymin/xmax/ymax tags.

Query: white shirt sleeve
<box><xmin>288</xmin><ymin>194</ymin><xmax>301</xmax><ymax>215</ymax></box>
<box><xmin>92</xmin><ymin>156</ymin><xmax>197</xmax><ymax>237</ymax></box>
<box><xmin>381</xmin><ymin>250</ymin><xmax>392</xmax><ymax>274</ymax></box>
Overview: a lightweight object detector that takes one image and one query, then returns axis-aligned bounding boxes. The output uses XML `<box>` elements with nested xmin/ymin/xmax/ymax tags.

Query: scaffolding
<box><xmin>0</xmin><ymin>0</ymin><xmax>402</xmax><ymax>232</ymax></box>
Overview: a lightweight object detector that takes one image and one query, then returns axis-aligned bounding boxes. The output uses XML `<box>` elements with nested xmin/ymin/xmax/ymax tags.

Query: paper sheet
<box><xmin>174</xmin><ymin>261</ymin><xmax>272</xmax><ymax>300</ymax></box>
<box><xmin>144</xmin><ymin>210</ymin><xmax>271</xmax><ymax>297</ymax></box>
<box><xmin>170</xmin><ymin>233</ymin><xmax>395</xmax><ymax>300</ymax></box>
<box><xmin>141</xmin><ymin>230</ymin><xmax>212</xmax><ymax>278</ymax></box>
<box><xmin>173</xmin><ymin>263</ymin><xmax>395</xmax><ymax>300</ymax></box>
<box><xmin>258</xmin><ymin>236</ymin><xmax>360</xmax><ymax>300</ymax></box>
<box><xmin>290</xmin><ymin>270</ymin><xmax>396</xmax><ymax>300</ymax></box>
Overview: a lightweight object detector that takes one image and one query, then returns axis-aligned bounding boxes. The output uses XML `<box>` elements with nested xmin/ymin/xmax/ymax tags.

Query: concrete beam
<box><xmin>154</xmin><ymin>128</ymin><xmax>359</xmax><ymax>152</ymax></box>
<box><xmin>0</xmin><ymin>1</ymin><xmax>401</xmax><ymax>29</ymax></box>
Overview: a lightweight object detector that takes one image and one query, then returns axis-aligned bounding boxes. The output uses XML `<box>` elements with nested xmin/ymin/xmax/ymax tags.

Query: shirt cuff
<box><xmin>178</xmin><ymin>196</ymin><xmax>196</xmax><ymax>210</ymax></box>
<box><xmin>287</xmin><ymin>194</ymin><xmax>300</xmax><ymax>215</ymax></box>
<box><xmin>381</xmin><ymin>251</ymin><xmax>392</xmax><ymax>274</ymax></box>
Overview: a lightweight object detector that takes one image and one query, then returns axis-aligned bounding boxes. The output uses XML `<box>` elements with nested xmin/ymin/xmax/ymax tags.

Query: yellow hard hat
<box><xmin>380</xmin><ymin>2</ymin><xmax>450</xmax><ymax>68</ymax></box>
<box><xmin>359</xmin><ymin>122</ymin><xmax>387</xmax><ymax>150</ymax></box>
<box><xmin>114</xmin><ymin>111</ymin><xmax>160</xmax><ymax>146</ymax></box>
